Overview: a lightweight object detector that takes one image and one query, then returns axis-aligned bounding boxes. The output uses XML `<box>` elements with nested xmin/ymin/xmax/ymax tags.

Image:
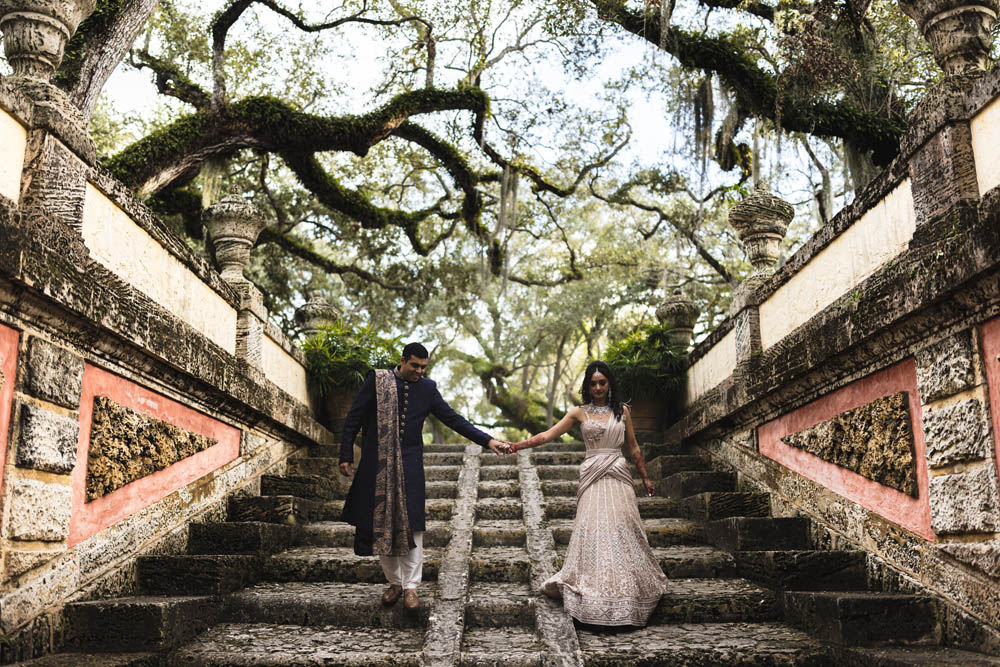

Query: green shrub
<box><xmin>605</xmin><ymin>323</ymin><xmax>687</xmax><ymax>401</ymax></box>
<box><xmin>302</xmin><ymin>323</ymin><xmax>400</xmax><ymax>395</ymax></box>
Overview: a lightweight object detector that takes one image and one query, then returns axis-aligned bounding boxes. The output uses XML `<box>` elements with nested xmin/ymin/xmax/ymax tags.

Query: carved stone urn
<box><xmin>898</xmin><ymin>0</ymin><xmax>1000</xmax><ymax>76</ymax></box>
<box><xmin>294</xmin><ymin>286</ymin><xmax>341</xmax><ymax>338</ymax></box>
<box><xmin>656</xmin><ymin>286</ymin><xmax>699</xmax><ymax>349</ymax></box>
<box><xmin>202</xmin><ymin>195</ymin><xmax>266</xmax><ymax>282</ymax></box>
<box><xmin>0</xmin><ymin>0</ymin><xmax>97</xmax><ymax>79</ymax></box>
<box><xmin>728</xmin><ymin>183</ymin><xmax>793</xmax><ymax>275</ymax></box>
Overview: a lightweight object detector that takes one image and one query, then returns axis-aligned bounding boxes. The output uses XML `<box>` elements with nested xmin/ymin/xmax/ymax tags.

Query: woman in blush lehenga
<box><xmin>503</xmin><ymin>361</ymin><xmax>668</xmax><ymax>626</ymax></box>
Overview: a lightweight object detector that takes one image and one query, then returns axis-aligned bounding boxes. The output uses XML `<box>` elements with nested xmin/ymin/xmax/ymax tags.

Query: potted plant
<box><xmin>302</xmin><ymin>322</ymin><xmax>400</xmax><ymax>435</ymax></box>
<box><xmin>605</xmin><ymin>323</ymin><xmax>687</xmax><ymax>433</ymax></box>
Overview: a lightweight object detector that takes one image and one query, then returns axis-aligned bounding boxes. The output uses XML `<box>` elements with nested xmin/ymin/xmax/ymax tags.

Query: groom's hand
<box><xmin>339</xmin><ymin>462</ymin><xmax>354</xmax><ymax>477</ymax></box>
<box><xmin>487</xmin><ymin>439</ymin><xmax>508</xmax><ymax>456</ymax></box>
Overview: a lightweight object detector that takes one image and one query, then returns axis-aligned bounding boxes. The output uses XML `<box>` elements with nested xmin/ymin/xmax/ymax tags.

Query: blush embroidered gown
<box><xmin>541</xmin><ymin>411</ymin><xmax>668</xmax><ymax>626</ymax></box>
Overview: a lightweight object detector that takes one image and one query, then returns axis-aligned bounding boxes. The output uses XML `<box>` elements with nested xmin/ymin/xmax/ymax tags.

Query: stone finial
<box><xmin>656</xmin><ymin>285</ymin><xmax>699</xmax><ymax>349</ymax></box>
<box><xmin>294</xmin><ymin>285</ymin><xmax>341</xmax><ymax>338</ymax></box>
<box><xmin>728</xmin><ymin>183</ymin><xmax>793</xmax><ymax>273</ymax></box>
<box><xmin>898</xmin><ymin>0</ymin><xmax>999</xmax><ymax>76</ymax></box>
<box><xmin>202</xmin><ymin>195</ymin><xmax>266</xmax><ymax>281</ymax></box>
<box><xmin>0</xmin><ymin>0</ymin><xmax>97</xmax><ymax>79</ymax></box>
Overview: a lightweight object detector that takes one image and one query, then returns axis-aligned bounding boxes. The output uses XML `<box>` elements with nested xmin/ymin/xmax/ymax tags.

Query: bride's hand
<box><xmin>643</xmin><ymin>479</ymin><xmax>656</xmax><ymax>497</ymax></box>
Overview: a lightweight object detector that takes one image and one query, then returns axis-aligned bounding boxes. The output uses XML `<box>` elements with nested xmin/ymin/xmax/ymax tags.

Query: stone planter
<box><xmin>656</xmin><ymin>287</ymin><xmax>699</xmax><ymax>349</ymax></box>
<box><xmin>899</xmin><ymin>0</ymin><xmax>1000</xmax><ymax>76</ymax></box>
<box><xmin>0</xmin><ymin>0</ymin><xmax>97</xmax><ymax>79</ymax></box>
<box><xmin>295</xmin><ymin>288</ymin><xmax>340</xmax><ymax>338</ymax></box>
<box><xmin>629</xmin><ymin>397</ymin><xmax>665</xmax><ymax>433</ymax></box>
<box><xmin>728</xmin><ymin>184</ymin><xmax>793</xmax><ymax>273</ymax></box>
<box><xmin>322</xmin><ymin>387</ymin><xmax>356</xmax><ymax>436</ymax></box>
<box><xmin>202</xmin><ymin>195</ymin><xmax>266</xmax><ymax>281</ymax></box>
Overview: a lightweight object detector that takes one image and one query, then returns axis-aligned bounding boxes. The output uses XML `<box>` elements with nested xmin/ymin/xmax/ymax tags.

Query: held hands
<box><xmin>488</xmin><ymin>439</ymin><xmax>514</xmax><ymax>456</ymax></box>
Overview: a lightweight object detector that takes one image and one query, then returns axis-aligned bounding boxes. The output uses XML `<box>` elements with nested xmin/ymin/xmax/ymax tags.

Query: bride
<box><xmin>503</xmin><ymin>360</ymin><xmax>668</xmax><ymax>626</ymax></box>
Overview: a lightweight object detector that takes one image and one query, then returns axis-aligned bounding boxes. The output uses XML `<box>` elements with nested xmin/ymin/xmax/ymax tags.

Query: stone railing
<box><xmin>669</xmin><ymin>68</ymin><xmax>1000</xmax><ymax>653</ymax></box>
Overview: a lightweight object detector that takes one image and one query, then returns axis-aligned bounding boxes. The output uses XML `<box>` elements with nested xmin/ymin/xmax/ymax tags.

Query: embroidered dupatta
<box><xmin>371</xmin><ymin>369</ymin><xmax>414</xmax><ymax>556</ymax></box>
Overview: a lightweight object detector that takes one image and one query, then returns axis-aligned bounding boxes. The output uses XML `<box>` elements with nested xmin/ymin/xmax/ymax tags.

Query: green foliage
<box><xmin>302</xmin><ymin>323</ymin><xmax>401</xmax><ymax>395</ymax></box>
<box><xmin>605</xmin><ymin>323</ymin><xmax>687</xmax><ymax>401</ymax></box>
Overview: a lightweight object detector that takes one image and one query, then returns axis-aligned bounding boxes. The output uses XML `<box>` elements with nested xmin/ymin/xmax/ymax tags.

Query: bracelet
<box><xmin>512</xmin><ymin>443</ymin><xmax>520</xmax><ymax>452</ymax></box>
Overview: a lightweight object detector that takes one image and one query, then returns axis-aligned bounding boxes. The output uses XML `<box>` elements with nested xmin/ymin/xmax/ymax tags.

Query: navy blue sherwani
<box><xmin>340</xmin><ymin>369</ymin><xmax>492</xmax><ymax>556</ymax></box>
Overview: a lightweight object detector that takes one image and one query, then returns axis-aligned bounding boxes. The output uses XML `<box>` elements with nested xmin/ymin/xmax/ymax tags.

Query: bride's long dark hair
<box><xmin>580</xmin><ymin>360</ymin><xmax>624</xmax><ymax>421</ymax></box>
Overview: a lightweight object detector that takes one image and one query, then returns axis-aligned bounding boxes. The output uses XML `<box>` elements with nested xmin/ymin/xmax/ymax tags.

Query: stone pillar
<box><xmin>916</xmin><ymin>329</ymin><xmax>1000</xmax><ymax>576</ymax></box>
<box><xmin>655</xmin><ymin>281</ymin><xmax>698</xmax><ymax>350</ymax></box>
<box><xmin>896</xmin><ymin>0</ymin><xmax>999</xmax><ymax>237</ymax></box>
<box><xmin>202</xmin><ymin>196</ymin><xmax>267</xmax><ymax>368</ymax></box>
<box><xmin>727</xmin><ymin>184</ymin><xmax>792</xmax><ymax>369</ymax></box>
<box><xmin>5</xmin><ymin>336</ymin><xmax>84</xmax><ymax>580</ymax></box>
<box><xmin>294</xmin><ymin>285</ymin><xmax>341</xmax><ymax>339</ymax></box>
<box><xmin>1</xmin><ymin>0</ymin><xmax>99</xmax><ymax>231</ymax></box>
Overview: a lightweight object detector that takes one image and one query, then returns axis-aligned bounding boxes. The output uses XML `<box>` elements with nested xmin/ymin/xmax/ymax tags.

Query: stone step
<box><xmin>309</xmin><ymin>498</ymin><xmax>454</xmax><ymax>522</ymax></box>
<box><xmin>649</xmin><ymin>578</ymin><xmax>779</xmax><ymax>624</ymax></box>
<box><xmin>13</xmin><ymin>654</ymin><xmax>162</xmax><ymax>666</ymax></box>
<box><xmin>426</xmin><ymin>465</ymin><xmax>462</xmax><ymax>481</ymax></box>
<box><xmin>706</xmin><ymin>517</ymin><xmax>812</xmax><ymax>552</ymax></box>
<box><xmin>478</xmin><ymin>480</ymin><xmax>520</xmax><ymax>498</ymax></box>
<box><xmin>680</xmin><ymin>492</ymin><xmax>771</xmax><ymax>521</ymax></box>
<box><xmin>577</xmin><ymin>621</ymin><xmax>830</xmax><ymax>665</ymax></box>
<box><xmin>64</xmin><ymin>595</ymin><xmax>218</xmax><ymax>652</ymax></box>
<box><xmin>469</xmin><ymin>546</ymin><xmax>531</xmax><ymax>583</ymax></box>
<box><xmin>661</xmin><ymin>471</ymin><xmax>737</xmax><ymax>498</ymax></box>
<box><xmin>187</xmin><ymin>521</ymin><xmax>300</xmax><ymax>555</ymax></box>
<box><xmin>426</xmin><ymin>480</ymin><xmax>459</xmax><ymax>499</ymax></box>
<box><xmin>541</xmin><ymin>478</ymin><xmax>664</xmax><ymax>497</ymax></box>
<box><xmin>460</xmin><ymin>627</ymin><xmax>544</xmax><ymax>665</ymax></box>
<box><xmin>285</xmin><ymin>457</ymin><xmax>341</xmax><ymax>478</ymax></box>
<box><xmin>737</xmin><ymin>550</ymin><xmax>869</xmax><ymax>591</ymax></box>
<box><xmin>424</xmin><ymin>452</ymin><xmax>465</xmax><ymax>466</ymax></box>
<box><xmin>473</xmin><ymin>520</ymin><xmax>527</xmax><ymax>547</ymax></box>
<box><xmin>783</xmin><ymin>591</ymin><xmax>940</xmax><ymax>647</ymax></box>
<box><xmin>171</xmin><ymin>623</ymin><xmax>424</xmax><ymax>665</ymax></box>
<box><xmin>302</xmin><ymin>520</ymin><xmax>451</xmax><ymax>548</ymax></box>
<box><xmin>536</xmin><ymin>465</ymin><xmax>579</xmax><ymax>481</ymax></box>
<box><xmin>308</xmin><ymin>445</ymin><xmax>341</xmax><ymax>458</ymax></box>
<box><xmin>832</xmin><ymin>645</ymin><xmax>1000</xmax><ymax>665</ymax></box>
<box><xmin>475</xmin><ymin>498</ymin><xmax>523</xmax><ymax>520</ymax></box>
<box><xmin>543</xmin><ymin>496</ymin><xmax>684</xmax><ymax>520</ymax></box>
<box><xmin>464</xmin><ymin>581</ymin><xmax>535</xmax><ymax>627</ymax></box>
<box><xmin>640</xmin><ymin>442</ymin><xmax>685</xmax><ymax>459</ymax></box>
<box><xmin>225</xmin><ymin>581</ymin><xmax>433</xmax><ymax>627</ymax></box>
<box><xmin>228</xmin><ymin>495</ymin><xmax>316</xmax><ymax>525</ymax></box>
<box><xmin>479</xmin><ymin>465</ymin><xmax>519</xmax><ymax>481</ymax></box>
<box><xmin>534</xmin><ymin>441</ymin><xmax>584</xmax><ymax>452</ymax></box>
<box><xmin>266</xmin><ymin>546</ymin><xmax>441</xmax><ymax>583</ymax></box>
<box><xmin>424</xmin><ymin>443</ymin><xmax>468</xmax><ymax>453</ymax></box>
<box><xmin>547</xmin><ymin>518</ymin><xmax>704</xmax><ymax>547</ymax></box>
<box><xmin>137</xmin><ymin>555</ymin><xmax>261</xmax><ymax>595</ymax></box>
<box><xmin>646</xmin><ymin>454</ymin><xmax>711</xmax><ymax>479</ymax></box>
<box><xmin>260</xmin><ymin>474</ymin><xmax>345</xmax><ymax>501</ymax></box>
<box><xmin>480</xmin><ymin>452</ymin><xmax>518</xmax><ymax>466</ymax></box>
<box><xmin>531</xmin><ymin>451</ymin><xmax>584</xmax><ymax>466</ymax></box>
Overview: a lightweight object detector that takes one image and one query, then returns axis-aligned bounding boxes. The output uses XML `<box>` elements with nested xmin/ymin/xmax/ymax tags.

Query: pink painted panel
<box><xmin>69</xmin><ymin>364</ymin><xmax>240</xmax><ymax>546</ymax></box>
<box><xmin>759</xmin><ymin>359</ymin><xmax>933</xmax><ymax>540</ymax></box>
<box><xmin>0</xmin><ymin>324</ymin><xmax>19</xmax><ymax>506</ymax></box>
<box><xmin>980</xmin><ymin>316</ymin><xmax>1000</xmax><ymax>480</ymax></box>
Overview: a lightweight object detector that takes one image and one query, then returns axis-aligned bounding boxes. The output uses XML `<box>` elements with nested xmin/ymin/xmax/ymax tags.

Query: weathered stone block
<box><xmin>15</xmin><ymin>402</ymin><xmax>78</xmax><ymax>474</ymax></box>
<box><xmin>930</xmin><ymin>465</ymin><xmax>1000</xmax><ymax>535</ymax></box>
<box><xmin>923</xmin><ymin>399</ymin><xmax>991</xmax><ymax>467</ymax></box>
<box><xmin>939</xmin><ymin>542</ymin><xmax>1000</xmax><ymax>577</ymax></box>
<box><xmin>23</xmin><ymin>337</ymin><xmax>84</xmax><ymax>408</ymax></box>
<box><xmin>916</xmin><ymin>332</ymin><xmax>977</xmax><ymax>403</ymax></box>
<box><xmin>5</xmin><ymin>549</ymin><xmax>62</xmax><ymax>579</ymax></box>
<box><xmin>8</xmin><ymin>476</ymin><xmax>72</xmax><ymax>542</ymax></box>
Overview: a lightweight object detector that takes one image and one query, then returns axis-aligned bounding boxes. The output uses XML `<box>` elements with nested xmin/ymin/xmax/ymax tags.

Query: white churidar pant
<box><xmin>379</xmin><ymin>531</ymin><xmax>424</xmax><ymax>589</ymax></box>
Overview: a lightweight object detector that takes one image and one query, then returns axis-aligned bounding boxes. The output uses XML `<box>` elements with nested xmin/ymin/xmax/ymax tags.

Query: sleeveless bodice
<box><xmin>580</xmin><ymin>412</ymin><xmax>625</xmax><ymax>455</ymax></box>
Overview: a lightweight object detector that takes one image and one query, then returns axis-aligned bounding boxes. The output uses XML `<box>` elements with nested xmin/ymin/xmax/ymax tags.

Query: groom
<box><xmin>338</xmin><ymin>342</ymin><xmax>507</xmax><ymax>610</ymax></box>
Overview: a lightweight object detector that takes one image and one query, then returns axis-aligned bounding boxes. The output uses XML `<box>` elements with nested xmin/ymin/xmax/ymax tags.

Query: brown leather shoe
<box><xmin>382</xmin><ymin>584</ymin><xmax>403</xmax><ymax>606</ymax></box>
<box><xmin>403</xmin><ymin>588</ymin><xmax>419</xmax><ymax>610</ymax></box>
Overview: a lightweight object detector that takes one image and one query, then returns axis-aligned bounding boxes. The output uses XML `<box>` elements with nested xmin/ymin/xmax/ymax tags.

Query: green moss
<box><xmin>56</xmin><ymin>0</ymin><xmax>131</xmax><ymax>91</ymax></box>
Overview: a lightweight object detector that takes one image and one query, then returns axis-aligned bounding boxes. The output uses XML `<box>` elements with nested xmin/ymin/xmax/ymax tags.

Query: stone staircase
<box><xmin>16</xmin><ymin>440</ymin><xmax>1000</xmax><ymax>666</ymax></box>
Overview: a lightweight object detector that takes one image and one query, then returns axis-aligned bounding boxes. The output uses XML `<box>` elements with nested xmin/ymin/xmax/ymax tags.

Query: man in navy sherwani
<box><xmin>339</xmin><ymin>342</ymin><xmax>506</xmax><ymax>610</ymax></box>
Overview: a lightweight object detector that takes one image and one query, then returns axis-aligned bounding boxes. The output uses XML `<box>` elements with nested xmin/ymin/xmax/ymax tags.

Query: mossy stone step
<box><xmin>648</xmin><ymin>578</ymin><xmax>780</xmax><ymax>624</ymax></box>
<box><xmin>783</xmin><ymin>591</ymin><xmax>940</xmax><ymax>647</ymax></box>
<box><xmin>171</xmin><ymin>623</ymin><xmax>424</xmax><ymax>665</ymax></box>
<box><xmin>309</xmin><ymin>498</ymin><xmax>453</xmax><ymax>522</ymax></box>
<box><xmin>423</xmin><ymin>443</ymin><xmax>469</xmax><ymax>453</ymax></box>
<box><xmin>302</xmin><ymin>521</ymin><xmax>450</xmax><ymax>548</ymax></box>
<box><xmin>478</xmin><ymin>480</ymin><xmax>520</xmax><ymax>498</ymax></box>
<box><xmin>536</xmin><ymin>465</ymin><xmax>579</xmax><ymax>481</ymax></box>
<box><xmin>640</xmin><ymin>442</ymin><xmax>685</xmax><ymax>459</ymax></box>
<box><xmin>228</xmin><ymin>495</ymin><xmax>316</xmax><ymax>525</ymax></box>
<box><xmin>464</xmin><ymin>582</ymin><xmax>535</xmax><ymax>627</ymax></box>
<box><xmin>706</xmin><ymin>517</ymin><xmax>812</xmax><ymax>552</ymax></box>
<box><xmin>187</xmin><ymin>522</ymin><xmax>300</xmax><ymax>555</ymax></box>
<box><xmin>661</xmin><ymin>471</ymin><xmax>737</xmax><ymax>498</ymax></box>
<box><xmin>265</xmin><ymin>546</ymin><xmax>441</xmax><ymax>583</ymax></box>
<box><xmin>680</xmin><ymin>492</ymin><xmax>771</xmax><ymax>521</ymax></box>
<box><xmin>427</xmin><ymin>480</ymin><xmax>459</xmax><ymax>499</ymax></box>
<box><xmin>647</xmin><ymin>454</ymin><xmax>711</xmax><ymax>479</ymax></box>
<box><xmin>479</xmin><ymin>465</ymin><xmax>519</xmax><ymax>481</ymax></box>
<box><xmin>531</xmin><ymin>451</ymin><xmax>584</xmax><ymax>466</ymax></box>
<box><xmin>577</xmin><ymin>621</ymin><xmax>830</xmax><ymax>665</ymax></box>
<box><xmin>832</xmin><ymin>645</ymin><xmax>1000</xmax><ymax>665</ymax></box>
<box><xmin>534</xmin><ymin>441</ymin><xmax>585</xmax><ymax>452</ymax></box>
<box><xmin>137</xmin><ymin>555</ymin><xmax>261</xmax><ymax>595</ymax></box>
<box><xmin>14</xmin><ymin>654</ymin><xmax>161</xmax><ymax>666</ymax></box>
<box><xmin>475</xmin><ymin>498</ymin><xmax>523</xmax><ymax>520</ymax></box>
<box><xmin>473</xmin><ymin>520</ymin><xmax>526</xmax><ymax>547</ymax></box>
<box><xmin>64</xmin><ymin>595</ymin><xmax>219</xmax><ymax>652</ymax></box>
<box><xmin>736</xmin><ymin>550</ymin><xmax>869</xmax><ymax>591</ymax></box>
<box><xmin>460</xmin><ymin>626</ymin><xmax>544</xmax><ymax>666</ymax></box>
<box><xmin>225</xmin><ymin>581</ymin><xmax>434</xmax><ymax>628</ymax></box>
<box><xmin>426</xmin><ymin>465</ymin><xmax>462</xmax><ymax>481</ymax></box>
<box><xmin>308</xmin><ymin>445</ymin><xmax>340</xmax><ymax>458</ymax></box>
<box><xmin>260</xmin><ymin>474</ymin><xmax>345</xmax><ymax>501</ymax></box>
<box><xmin>469</xmin><ymin>546</ymin><xmax>531</xmax><ymax>583</ymax></box>
<box><xmin>480</xmin><ymin>452</ymin><xmax>518</xmax><ymax>466</ymax></box>
<box><xmin>285</xmin><ymin>457</ymin><xmax>343</xmax><ymax>478</ymax></box>
<box><xmin>424</xmin><ymin>452</ymin><xmax>465</xmax><ymax>466</ymax></box>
